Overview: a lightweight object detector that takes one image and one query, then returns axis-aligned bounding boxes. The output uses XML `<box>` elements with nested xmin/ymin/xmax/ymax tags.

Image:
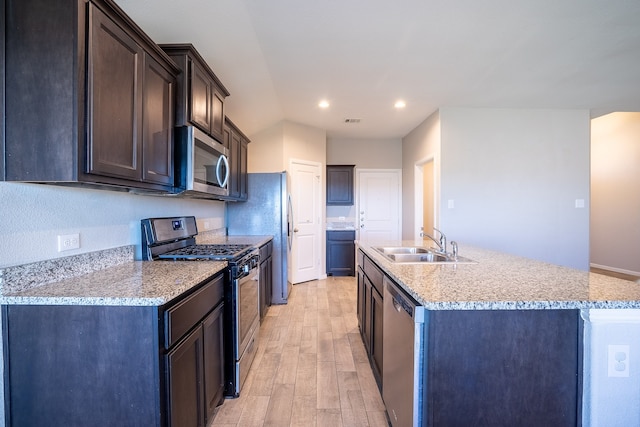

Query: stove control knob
<box><xmin>243</xmin><ymin>264</ymin><xmax>250</xmax><ymax>274</ymax></box>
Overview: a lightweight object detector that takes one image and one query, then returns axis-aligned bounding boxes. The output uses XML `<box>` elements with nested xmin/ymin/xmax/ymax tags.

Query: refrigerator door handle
<box><xmin>287</xmin><ymin>194</ymin><xmax>293</xmax><ymax>251</ymax></box>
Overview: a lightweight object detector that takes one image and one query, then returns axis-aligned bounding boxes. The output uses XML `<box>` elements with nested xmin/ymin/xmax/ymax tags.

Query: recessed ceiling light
<box><xmin>394</xmin><ymin>100</ymin><xmax>406</xmax><ymax>109</ymax></box>
<box><xmin>319</xmin><ymin>100</ymin><xmax>330</xmax><ymax>109</ymax></box>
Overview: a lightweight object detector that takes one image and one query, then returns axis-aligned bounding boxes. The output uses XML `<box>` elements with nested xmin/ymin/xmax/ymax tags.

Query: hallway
<box><xmin>211</xmin><ymin>276</ymin><xmax>388</xmax><ymax>426</ymax></box>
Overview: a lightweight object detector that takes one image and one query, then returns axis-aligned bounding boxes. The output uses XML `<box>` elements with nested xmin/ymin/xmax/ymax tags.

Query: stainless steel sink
<box><xmin>372</xmin><ymin>246</ymin><xmax>476</xmax><ymax>264</ymax></box>
<box><xmin>374</xmin><ymin>246</ymin><xmax>432</xmax><ymax>255</ymax></box>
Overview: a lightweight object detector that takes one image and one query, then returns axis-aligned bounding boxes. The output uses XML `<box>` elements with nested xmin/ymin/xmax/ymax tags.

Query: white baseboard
<box><xmin>590</xmin><ymin>263</ymin><xmax>640</xmax><ymax>277</ymax></box>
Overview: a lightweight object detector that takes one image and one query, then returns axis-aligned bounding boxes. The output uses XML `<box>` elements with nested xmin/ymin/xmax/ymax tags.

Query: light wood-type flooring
<box><xmin>210</xmin><ymin>276</ymin><xmax>389</xmax><ymax>427</ymax></box>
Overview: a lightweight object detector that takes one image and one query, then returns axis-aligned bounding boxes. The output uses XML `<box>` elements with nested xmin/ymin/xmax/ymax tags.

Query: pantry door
<box><xmin>289</xmin><ymin>159</ymin><xmax>322</xmax><ymax>284</ymax></box>
<box><xmin>357</xmin><ymin>169</ymin><xmax>402</xmax><ymax>243</ymax></box>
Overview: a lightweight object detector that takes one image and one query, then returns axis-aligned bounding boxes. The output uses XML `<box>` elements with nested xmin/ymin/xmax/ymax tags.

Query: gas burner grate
<box><xmin>159</xmin><ymin>244</ymin><xmax>252</xmax><ymax>260</ymax></box>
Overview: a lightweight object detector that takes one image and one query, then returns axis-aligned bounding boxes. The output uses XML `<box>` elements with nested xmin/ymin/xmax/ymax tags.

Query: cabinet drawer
<box><xmin>327</xmin><ymin>230</ymin><xmax>356</xmax><ymax>241</ymax></box>
<box><xmin>259</xmin><ymin>241</ymin><xmax>273</xmax><ymax>260</ymax></box>
<box><xmin>363</xmin><ymin>255</ymin><xmax>384</xmax><ymax>295</ymax></box>
<box><xmin>164</xmin><ymin>273</ymin><xmax>225</xmax><ymax>349</ymax></box>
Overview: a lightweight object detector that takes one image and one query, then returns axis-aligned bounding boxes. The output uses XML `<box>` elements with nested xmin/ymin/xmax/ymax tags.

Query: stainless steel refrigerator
<box><xmin>226</xmin><ymin>172</ymin><xmax>292</xmax><ymax>304</ymax></box>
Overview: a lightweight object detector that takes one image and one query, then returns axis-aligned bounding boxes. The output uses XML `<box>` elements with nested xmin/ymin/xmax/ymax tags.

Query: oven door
<box><xmin>236</xmin><ymin>261</ymin><xmax>259</xmax><ymax>358</ymax></box>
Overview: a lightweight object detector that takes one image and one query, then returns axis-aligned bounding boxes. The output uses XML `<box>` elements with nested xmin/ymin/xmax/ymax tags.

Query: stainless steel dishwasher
<box><xmin>383</xmin><ymin>276</ymin><xmax>426</xmax><ymax>427</ymax></box>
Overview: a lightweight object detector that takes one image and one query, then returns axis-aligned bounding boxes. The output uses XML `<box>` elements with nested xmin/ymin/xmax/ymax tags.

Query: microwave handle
<box><xmin>217</xmin><ymin>155</ymin><xmax>230</xmax><ymax>188</ymax></box>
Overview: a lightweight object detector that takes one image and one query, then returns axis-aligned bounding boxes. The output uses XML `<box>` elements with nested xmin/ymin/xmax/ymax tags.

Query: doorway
<box><xmin>289</xmin><ymin>159</ymin><xmax>322</xmax><ymax>284</ymax></box>
<box><xmin>414</xmin><ymin>156</ymin><xmax>437</xmax><ymax>241</ymax></box>
<box><xmin>356</xmin><ymin>169</ymin><xmax>402</xmax><ymax>243</ymax></box>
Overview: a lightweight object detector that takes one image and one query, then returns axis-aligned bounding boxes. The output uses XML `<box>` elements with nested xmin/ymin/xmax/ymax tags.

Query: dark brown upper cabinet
<box><xmin>160</xmin><ymin>44</ymin><xmax>230</xmax><ymax>145</ymax></box>
<box><xmin>327</xmin><ymin>165</ymin><xmax>355</xmax><ymax>205</ymax></box>
<box><xmin>3</xmin><ymin>0</ymin><xmax>179</xmax><ymax>192</ymax></box>
<box><xmin>223</xmin><ymin>117</ymin><xmax>249</xmax><ymax>201</ymax></box>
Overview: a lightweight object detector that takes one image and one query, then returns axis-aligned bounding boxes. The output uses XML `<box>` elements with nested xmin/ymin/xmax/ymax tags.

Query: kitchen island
<box><xmin>357</xmin><ymin>240</ymin><xmax>640</xmax><ymax>427</ymax></box>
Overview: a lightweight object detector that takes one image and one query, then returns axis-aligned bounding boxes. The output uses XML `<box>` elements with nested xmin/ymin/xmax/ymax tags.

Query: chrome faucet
<box><xmin>421</xmin><ymin>227</ymin><xmax>447</xmax><ymax>254</ymax></box>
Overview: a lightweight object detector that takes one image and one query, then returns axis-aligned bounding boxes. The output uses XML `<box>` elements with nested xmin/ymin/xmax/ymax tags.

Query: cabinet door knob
<box><xmin>294</xmin><ymin>228</ymin><xmax>299</xmax><ymax>233</ymax></box>
<box><xmin>360</xmin><ymin>224</ymin><xmax>364</xmax><ymax>228</ymax></box>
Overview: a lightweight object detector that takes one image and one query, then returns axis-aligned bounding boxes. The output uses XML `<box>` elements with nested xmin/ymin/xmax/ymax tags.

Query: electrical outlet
<box><xmin>57</xmin><ymin>233</ymin><xmax>80</xmax><ymax>252</ymax></box>
<box><xmin>608</xmin><ymin>344</ymin><xmax>630</xmax><ymax>377</ymax></box>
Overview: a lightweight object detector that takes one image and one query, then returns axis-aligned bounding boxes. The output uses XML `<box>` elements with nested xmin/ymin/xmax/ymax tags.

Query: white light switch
<box><xmin>575</xmin><ymin>199</ymin><xmax>585</xmax><ymax>208</ymax></box>
<box><xmin>448</xmin><ymin>199</ymin><xmax>455</xmax><ymax>209</ymax></box>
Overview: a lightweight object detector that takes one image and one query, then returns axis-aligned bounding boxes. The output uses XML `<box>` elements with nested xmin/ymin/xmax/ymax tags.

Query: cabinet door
<box><xmin>370</xmin><ymin>287</ymin><xmax>384</xmax><ymax>390</ymax></box>
<box><xmin>202</xmin><ymin>304</ymin><xmax>225</xmax><ymax>422</ymax></box>
<box><xmin>326</xmin><ymin>232</ymin><xmax>355</xmax><ymax>276</ymax></box>
<box><xmin>143</xmin><ymin>54</ymin><xmax>174</xmax><ymax>185</ymax></box>
<box><xmin>210</xmin><ymin>91</ymin><xmax>225</xmax><ymax>143</ymax></box>
<box><xmin>189</xmin><ymin>60</ymin><xmax>212</xmax><ymax>134</ymax></box>
<box><xmin>357</xmin><ymin>268</ymin><xmax>366</xmax><ymax>334</ymax></box>
<box><xmin>259</xmin><ymin>254</ymin><xmax>273</xmax><ymax>321</ymax></box>
<box><xmin>228</xmin><ymin>130</ymin><xmax>242</xmax><ymax>198</ymax></box>
<box><xmin>326</xmin><ymin>165</ymin><xmax>355</xmax><ymax>205</ymax></box>
<box><xmin>87</xmin><ymin>3</ymin><xmax>143</xmax><ymax>180</ymax></box>
<box><xmin>239</xmin><ymin>137</ymin><xmax>248</xmax><ymax>200</ymax></box>
<box><xmin>259</xmin><ymin>259</ymin><xmax>269</xmax><ymax>320</ymax></box>
<box><xmin>266</xmin><ymin>256</ymin><xmax>273</xmax><ymax>307</ymax></box>
<box><xmin>166</xmin><ymin>325</ymin><xmax>205</xmax><ymax>427</ymax></box>
<box><xmin>362</xmin><ymin>276</ymin><xmax>372</xmax><ymax>354</ymax></box>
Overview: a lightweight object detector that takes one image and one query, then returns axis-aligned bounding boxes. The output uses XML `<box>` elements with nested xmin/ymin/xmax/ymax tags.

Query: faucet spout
<box><xmin>433</xmin><ymin>227</ymin><xmax>447</xmax><ymax>254</ymax></box>
<box><xmin>421</xmin><ymin>227</ymin><xmax>447</xmax><ymax>254</ymax></box>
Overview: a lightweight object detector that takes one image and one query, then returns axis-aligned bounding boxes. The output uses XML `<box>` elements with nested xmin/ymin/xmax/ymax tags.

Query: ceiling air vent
<box><xmin>344</xmin><ymin>118</ymin><xmax>361</xmax><ymax>123</ymax></box>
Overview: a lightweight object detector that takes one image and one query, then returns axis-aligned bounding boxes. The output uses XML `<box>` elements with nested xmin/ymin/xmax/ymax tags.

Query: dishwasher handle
<box><xmin>385</xmin><ymin>277</ymin><xmax>418</xmax><ymax>319</ymax></box>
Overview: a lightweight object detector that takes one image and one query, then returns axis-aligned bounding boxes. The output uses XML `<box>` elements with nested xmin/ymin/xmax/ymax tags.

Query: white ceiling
<box><xmin>115</xmin><ymin>0</ymin><xmax>640</xmax><ymax>139</ymax></box>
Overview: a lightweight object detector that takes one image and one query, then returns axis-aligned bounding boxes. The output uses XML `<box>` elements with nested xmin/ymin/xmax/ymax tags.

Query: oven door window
<box><xmin>238</xmin><ymin>268</ymin><xmax>259</xmax><ymax>347</ymax></box>
<box><xmin>193</xmin><ymin>142</ymin><xmax>229</xmax><ymax>189</ymax></box>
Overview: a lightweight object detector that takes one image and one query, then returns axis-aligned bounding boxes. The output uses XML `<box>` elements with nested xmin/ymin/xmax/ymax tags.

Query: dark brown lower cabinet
<box><xmin>167</xmin><ymin>302</ymin><xmax>225</xmax><ymax>427</ymax></box>
<box><xmin>203</xmin><ymin>304</ymin><xmax>225</xmax><ymax>418</ymax></box>
<box><xmin>2</xmin><ymin>273</ymin><xmax>226</xmax><ymax>426</ymax></box>
<box><xmin>259</xmin><ymin>240</ymin><xmax>273</xmax><ymax>321</ymax></box>
<box><xmin>357</xmin><ymin>249</ymin><xmax>384</xmax><ymax>390</ymax></box>
<box><xmin>167</xmin><ymin>325</ymin><xmax>205</xmax><ymax>427</ymax></box>
<box><xmin>326</xmin><ymin>230</ymin><xmax>355</xmax><ymax>276</ymax></box>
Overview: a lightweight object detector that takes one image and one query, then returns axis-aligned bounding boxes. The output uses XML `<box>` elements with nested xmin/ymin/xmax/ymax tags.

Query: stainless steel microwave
<box><xmin>174</xmin><ymin>126</ymin><xmax>230</xmax><ymax>198</ymax></box>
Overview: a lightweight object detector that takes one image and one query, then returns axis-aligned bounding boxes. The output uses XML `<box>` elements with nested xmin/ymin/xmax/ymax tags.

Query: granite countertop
<box><xmin>0</xmin><ymin>235</ymin><xmax>274</xmax><ymax>307</ymax></box>
<box><xmin>358</xmin><ymin>240</ymin><xmax>640</xmax><ymax>310</ymax></box>
<box><xmin>1</xmin><ymin>260</ymin><xmax>227</xmax><ymax>306</ymax></box>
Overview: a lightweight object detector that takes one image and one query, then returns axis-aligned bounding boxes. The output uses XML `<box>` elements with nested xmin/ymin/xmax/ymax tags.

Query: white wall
<box><xmin>247</xmin><ymin>122</ymin><xmax>286</xmax><ymax>173</ymax></box>
<box><xmin>0</xmin><ymin>182</ymin><xmax>225</xmax><ymax>268</ymax></box>
<box><xmin>402</xmin><ymin>107</ymin><xmax>591</xmax><ymax>270</ymax></box>
<box><xmin>591</xmin><ymin>112</ymin><xmax>640</xmax><ymax>276</ymax></box>
<box><xmin>583</xmin><ymin>309</ymin><xmax>640</xmax><ymax>427</ymax></box>
<box><xmin>401</xmin><ymin>110</ymin><xmax>441</xmax><ymax>240</ymax></box>
<box><xmin>439</xmin><ymin>107</ymin><xmax>591</xmax><ymax>270</ymax></box>
<box><xmin>326</xmin><ymin>137</ymin><xmax>402</xmax><ymax>168</ymax></box>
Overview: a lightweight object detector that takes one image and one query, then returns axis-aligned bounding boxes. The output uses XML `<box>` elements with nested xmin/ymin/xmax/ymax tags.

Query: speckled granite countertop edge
<box><xmin>357</xmin><ymin>241</ymin><xmax>640</xmax><ymax>310</ymax></box>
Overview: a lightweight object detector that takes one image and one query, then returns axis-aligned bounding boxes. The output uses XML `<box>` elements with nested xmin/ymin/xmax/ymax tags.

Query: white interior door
<box><xmin>357</xmin><ymin>169</ymin><xmax>402</xmax><ymax>243</ymax></box>
<box><xmin>289</xmin><ymin>159</ymin><xmax>321</xmax><ymax>284</ymax></box>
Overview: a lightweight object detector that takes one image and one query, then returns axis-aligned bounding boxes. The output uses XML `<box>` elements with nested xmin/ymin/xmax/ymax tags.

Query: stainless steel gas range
<box><xmin>141</xmin><ymin>216</ymin><xmax>260</xmax><ymax>398</ymax></box>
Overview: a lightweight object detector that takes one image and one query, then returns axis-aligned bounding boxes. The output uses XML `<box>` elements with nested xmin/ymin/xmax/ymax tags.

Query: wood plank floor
<box><xmin>210</xmin><ymin>276</ymin><xmax>389</xmax><ymax>427</ymax></box>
